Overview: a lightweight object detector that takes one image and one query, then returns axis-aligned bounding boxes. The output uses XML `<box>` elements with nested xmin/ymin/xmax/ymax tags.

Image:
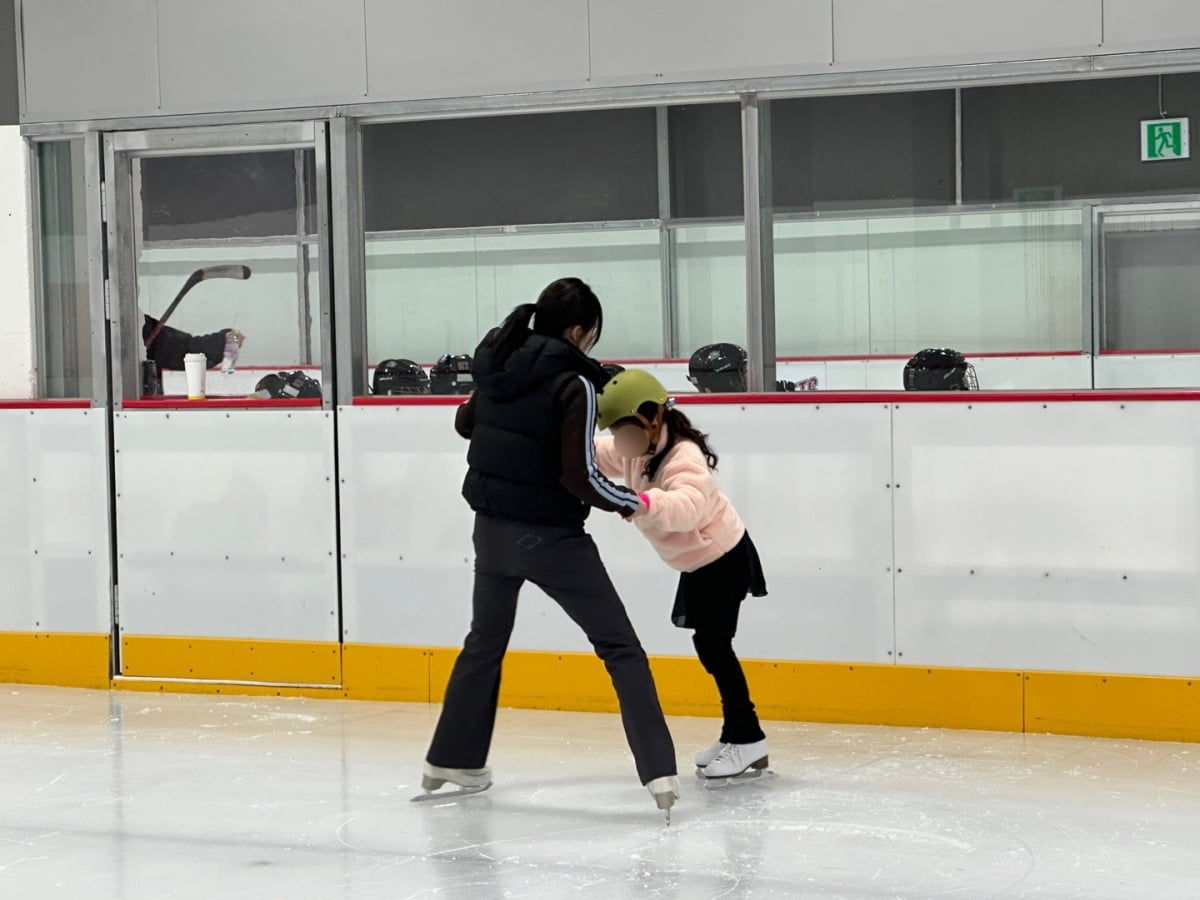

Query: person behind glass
<box><xmin>141</xmin><ymin>313</ymin><xmax>244</xmax><ymax>370</ymax></box>
<box><xmin>421</xmin><ymin>277</ymin><xmax>680</xmax><ymax>817</ymax></box>
<box><xmin>595</xmin><ymin>369</ymin><xmax>770</xmax><ymax>779</ymax></box>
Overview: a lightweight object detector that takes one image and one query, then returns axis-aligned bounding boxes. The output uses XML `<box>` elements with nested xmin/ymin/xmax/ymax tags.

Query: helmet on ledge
<box><xmin>903</xmin><ymin>348</ymin><xmax>979</xmax><ymax>391</ymax></box>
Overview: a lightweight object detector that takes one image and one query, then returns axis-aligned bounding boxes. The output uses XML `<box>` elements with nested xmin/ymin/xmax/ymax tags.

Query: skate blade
<box><xmin>698</xmin><ymin>771</ymin><xmax>776</xmax><ymax>789</ymax></box>
<box><xmin>697</xmin><ymin>766</ymin><xmax>776</xmax><ymax>789</ymax></box>
<box><xmin>652</xmin><ymin>791</ymin><xmax>677</xmax><ymax>823</ymax></box>
<box><xmin>654</xmin><ymin>798</ymin><xmax>674</xmax><ymax>826</ymax></box>
<box><xmin>409</xmin><ymin>782</ymin><xmax>492</xmax><ymax>803</ymax></box>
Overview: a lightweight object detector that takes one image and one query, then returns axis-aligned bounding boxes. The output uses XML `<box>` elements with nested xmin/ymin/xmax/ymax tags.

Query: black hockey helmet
<box><xmin>372</xmin><ymin>359</ymin><xmax>429</xmax><ymax>395</ymax></box>
<box><xmin>687</xmin><ymin>343</ymin><xmax>747</xmax><ymax>393</ymax></box>
<box><xmin>254</xmin><ymin>370</ymin><xmax>323</xmax><ymax>400</ymax></box>
<box><xmin>429</xmin><ymin>354</ymin><xmax>474</xmax><ymax>395</ymax></box>
<box><xmin>601</xmin><ymin>363</ymin><xmax>626</xmax><ymax>383</ymax></box>
<box><xmin>903</xmin><ymin>348</ymin><xmax>979</xmax><ymax>391</ymax></box>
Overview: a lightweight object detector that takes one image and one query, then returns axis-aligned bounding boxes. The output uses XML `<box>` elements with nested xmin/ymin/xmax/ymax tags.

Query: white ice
<box><xmin>1</xmin><ymin>685</ymin><xmax>1197</xmax><ymax>898</ymax></box>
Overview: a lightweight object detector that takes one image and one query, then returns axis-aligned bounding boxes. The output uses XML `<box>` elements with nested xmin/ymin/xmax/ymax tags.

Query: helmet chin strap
<box><xmin>615</xmin><ymin>404</ymin><xmax>667</xmax><ymax>458</ymax></box>
<box><xmin>638</xmin><ymin>405</ymin><xmax>666</xmax><ymax>451</ymax></box>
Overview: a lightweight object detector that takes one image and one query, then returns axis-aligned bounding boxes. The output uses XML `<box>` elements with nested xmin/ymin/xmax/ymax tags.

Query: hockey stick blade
<box><xmin>198</xmin><ymin>265</ymin><xmax>251</xmax><ymax>282</ymax></box>
<box><xmin>143</xmin><ymin>265</ymin><xmax>252</xmax><ymax>348</ymax></box>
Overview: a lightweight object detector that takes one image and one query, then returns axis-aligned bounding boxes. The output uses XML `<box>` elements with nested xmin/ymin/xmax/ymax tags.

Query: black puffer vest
<box><xmin>462</xmin><ymin>330</ymin><xmax>609</xmax><ymax>526</ymax></box>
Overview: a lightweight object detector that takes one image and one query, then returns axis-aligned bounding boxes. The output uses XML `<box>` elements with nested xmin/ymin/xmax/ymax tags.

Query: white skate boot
<box><xmin>646</xmin><ymin>775</ymin><xmax>680</xmax><ymax>824</ymax></box>
<box><xmin>701</xmin><ymin>740</ymin><xmax>769</xmax><ymax>780</ymax></box>
<box><xmin>695</xmin><ymin>740</ymin><xmax>726</xmax><ymax>770</ymax></box>
<box><xmin>411</xmin><ymin>762</ymin><xmax>493</xmax><ymax>802</ymax></box>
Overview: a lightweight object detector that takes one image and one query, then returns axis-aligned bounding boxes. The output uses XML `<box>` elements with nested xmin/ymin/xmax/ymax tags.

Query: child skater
<box><xmin>595</xmin><ymin>369</ymin><xmax>769</xmax><ymax>779</ymax></box>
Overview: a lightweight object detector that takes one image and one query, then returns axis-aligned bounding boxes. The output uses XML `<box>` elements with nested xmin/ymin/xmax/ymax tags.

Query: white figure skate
<box><xmin>700</xmin><ymin>740</ymin><xmax>770</xmax><ymax>784</ymax></box>
<box><xmin>695</xmin><ymin>740</ymin><xmax>726</xmax><ymax>770</ymax></box>
<box><xmin>410</xmin><ymin>763</ymin><xmax>493</xmax><ymax>802</ymax></box>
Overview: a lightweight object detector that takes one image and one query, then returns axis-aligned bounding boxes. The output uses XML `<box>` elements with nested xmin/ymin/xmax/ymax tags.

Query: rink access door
<box><xmin>104</xmin><ymin>124</ymin><xmax>343</xmax><ymax>687</ymax></box>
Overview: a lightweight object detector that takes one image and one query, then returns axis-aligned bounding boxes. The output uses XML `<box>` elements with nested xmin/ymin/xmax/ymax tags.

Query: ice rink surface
<box><xmin>1</xmin><ymin>685</ymin><xmax>1197</xmax><ymax>898</ymax></box>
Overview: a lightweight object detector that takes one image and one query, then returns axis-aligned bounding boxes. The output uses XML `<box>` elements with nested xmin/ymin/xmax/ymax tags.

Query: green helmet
<box><xmin>596</xmin><ymin>369</ymin><xmax>669</xmax><ymax>431</ymax></box>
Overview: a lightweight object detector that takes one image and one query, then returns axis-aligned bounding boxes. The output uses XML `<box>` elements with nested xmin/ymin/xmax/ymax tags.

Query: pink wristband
<box><xmin>639</xmin><ymin>492</ymin><xmax>651</xmax><ymax>510</ymax></box>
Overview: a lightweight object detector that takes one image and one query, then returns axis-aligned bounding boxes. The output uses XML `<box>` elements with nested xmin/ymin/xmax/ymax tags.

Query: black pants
<box><xmin>677</xmin><ymin>533</ymin><xmax>767</xmax><ymax>745</ymax></box>
<box><xmin>426</xmin><ymin>515</ymin><xmax>677</xmax><ymax>785</ymax></box>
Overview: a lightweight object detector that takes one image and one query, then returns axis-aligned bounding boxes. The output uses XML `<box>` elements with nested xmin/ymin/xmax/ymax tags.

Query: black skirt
<box><xmin>671</xmin><ymin>530</ymin><xmax>767</xmax><ymax>629</ymax></box>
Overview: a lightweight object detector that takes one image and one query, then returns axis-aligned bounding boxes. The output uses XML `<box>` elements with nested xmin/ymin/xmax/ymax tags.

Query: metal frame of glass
<box><xmin>102</xmin><ymin>122</ymin><xmax>333</xmax><ymax>408</ymax></box>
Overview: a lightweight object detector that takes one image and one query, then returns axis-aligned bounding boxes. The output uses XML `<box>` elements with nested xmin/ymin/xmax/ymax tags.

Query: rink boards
<box><xmin>1</xmin><ymin>392</ymin><xmax>1199</xmax><ymax>741</ymax></box>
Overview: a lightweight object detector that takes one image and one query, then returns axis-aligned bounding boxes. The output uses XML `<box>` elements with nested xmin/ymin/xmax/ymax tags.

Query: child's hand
<box><xmin>622</xmin><ymin>493</ymin><xmax>650</xmax><ymax>522</ymax></box>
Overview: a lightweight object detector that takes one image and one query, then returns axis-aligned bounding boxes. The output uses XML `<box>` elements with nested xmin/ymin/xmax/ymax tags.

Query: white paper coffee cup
<box><xmin>183</xmin><ymin>353</ymin><xmax>207</xmax><ymax>400</ymax></box>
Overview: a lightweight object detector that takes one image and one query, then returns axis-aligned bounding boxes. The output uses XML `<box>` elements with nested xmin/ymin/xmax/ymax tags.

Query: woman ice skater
<box><xmin>419</xmin><ymin>278</ymin><xmax>680</xmax><ymax>818</ymax></box>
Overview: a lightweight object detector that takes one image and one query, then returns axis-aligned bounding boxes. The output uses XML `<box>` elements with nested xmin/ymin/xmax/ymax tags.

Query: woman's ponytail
<box><xmin>490</xmin><ymin>302</ymin><xmax>537</xmax><ymax>364</ymax></box>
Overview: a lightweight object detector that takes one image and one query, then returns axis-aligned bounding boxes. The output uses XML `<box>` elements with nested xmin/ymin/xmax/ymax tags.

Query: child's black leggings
<box><xmin>674</xmin><ymin>532</ymin><xmax>767</xmax><ymax>745</ymax></box>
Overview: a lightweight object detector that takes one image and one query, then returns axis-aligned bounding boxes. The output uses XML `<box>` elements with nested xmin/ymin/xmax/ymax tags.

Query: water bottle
<box><xmin>220</xmin><ymin>332</ymin><xmax>240</xmax><ymax>375</ymax></box>
<box><xmin>141</xmin><ymin>360</ymin><xmax>162</xmax><ymax>396</ymax></box>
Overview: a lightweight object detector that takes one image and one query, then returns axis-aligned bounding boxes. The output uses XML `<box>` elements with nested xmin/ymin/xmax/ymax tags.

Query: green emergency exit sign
<box><xmin>1142</xmin><ymin>118</ymin><xmax>1190</xmax><ymax>161</ymax></box>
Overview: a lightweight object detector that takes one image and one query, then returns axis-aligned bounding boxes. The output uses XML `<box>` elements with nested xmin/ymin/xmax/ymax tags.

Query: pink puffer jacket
<box><xmin>593</xmin><ymin>428</ymin><xmax>745</xmax><ymax>573</ymax></box>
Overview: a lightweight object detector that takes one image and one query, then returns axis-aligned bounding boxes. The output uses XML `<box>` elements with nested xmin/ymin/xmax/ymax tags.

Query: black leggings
<box><xmin>426</xmin><ymin>515</ymin><xmax>677</xmax><ymax>785</ymax></box>
<box><xmin>676</xmin><ymin>533</ymin><xmax>766</xmax><ymax>745</ymax></box>
<box><xmin>691</xmin><ymin>599</ymin><xmax>765</xmax><ymax>744</ymax></box>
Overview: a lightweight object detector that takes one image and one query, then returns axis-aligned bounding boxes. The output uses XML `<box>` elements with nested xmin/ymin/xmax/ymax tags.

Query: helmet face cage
<box><xmin>255</xmin><ymin>371</ymin><xmax>322</xmax><ymax>399</ymax></box>
<box><xmin>903</xmin><ymin>349</ymin><xmax>978</xmax><ymax>391</ymax></box>
<box><xmin>254</xmin><ymin>373</ymin><xmax>285</xmax><ymax>397</ymax></box>
<box><xmin>373</xmin><ymin>359</ymin><xmax>429</xmax><ymax>395</ymax></box>
<box><xmin>284</xmin><ymin>372</ymin><xmax>323</xmax><ymax>399</ymax></box>
<box><xmin>430</xmin><ymin>354</ymin><xmax>474</xmax><ymax>395</ymax></box>
<box><xmin>687</xmin><ymin>370</ymin><xmax>747</xmax><ymax>393</ymax></box>
<box><xmin>687</xmin><ymin>343</ymin><xmax>748</xmax><ymax>393</ymax></box>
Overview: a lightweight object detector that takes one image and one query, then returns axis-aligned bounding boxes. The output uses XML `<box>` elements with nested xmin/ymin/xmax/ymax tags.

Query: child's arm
<box><xmin>639</xmin><ymin>446</ymin><xmax>715</xmax><ymax>532</ymax></box>
<box><xmin>592</xmin><ymin>434</ymin><xmax>625</xmax><ymax>481</ymax></box>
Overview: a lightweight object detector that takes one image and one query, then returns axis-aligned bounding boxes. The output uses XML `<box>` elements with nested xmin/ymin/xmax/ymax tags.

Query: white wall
<box><xmin>1096</xmin><ymin>354</ymin><xmax>1200</xmax><ymax>388</ymax></box>
<box><xmin>339</xmin><ymin>401</ymin><xmax>897</xmax><ymax>663</ymax></box>
<box><xmin>112</xmin><ymin>408</ymin><xmax>339</xmax><ymax>641</ymax></box>
<box><xmin>893</xmin><ymin>400</ymin><xmax>1200</xmax><ymax>675</ymax></box>
<box><xmin>336</xmin><ymin>396</ymin><xmax>1200</xmax><ymax>677</ymax></box>
<box><xmin>20</xmin><ymin>0</ymin><xmax>1200</xmax><ymax>122</ymax></box>
<box><xmin>0</xmin><ymin>126</ymin><xmax>33</xmax><ymax>398</ymax></box>
<box><xmin>6</xmin><ymin>389</ymin><xmax>1200</xmax><ymax>679</ymax></box>
<box><xmin>0</xmin><ymin>408</ymin><xmax>110</xmax><ymax>633</ymax></box>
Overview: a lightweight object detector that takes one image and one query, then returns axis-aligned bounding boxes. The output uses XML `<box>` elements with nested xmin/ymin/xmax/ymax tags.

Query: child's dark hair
<box><xmin>639</xmin><ymin>404</ymin><xmax>719</xmax><ymax>481</ymax></box>
<box><xmin>491</xmin><ymin>278</ymin><xmax>603</xmax><ymax>363</ymax></box>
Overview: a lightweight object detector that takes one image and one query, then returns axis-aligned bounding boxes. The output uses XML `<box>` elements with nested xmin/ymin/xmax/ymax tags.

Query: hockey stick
<box><xmin>142</xmin><ymin>265</ymin><xmax>252</xmax><ymax>349</ymax></box>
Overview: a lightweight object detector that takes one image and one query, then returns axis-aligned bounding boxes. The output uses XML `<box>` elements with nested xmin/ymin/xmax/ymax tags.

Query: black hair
<box><xmin>615</xmin><ymin>403</ymin><xmax>719</xmax><ymax>481</ymax></box>
<box><xmin>491</xmin><ymin>277</ymin><xmax>604</xmax><ymax>364</ymax></box>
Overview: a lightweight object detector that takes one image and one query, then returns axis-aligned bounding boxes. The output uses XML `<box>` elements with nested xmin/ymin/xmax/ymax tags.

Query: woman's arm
<box><xmin>454</xmin><ymin>394</ymin><xmax>476</xmax><ymax>439</ymax></box>
<box><xmin>557</xmin><ymin>377</ymin><xmax>640</xmax><ymax>516</ymax></box>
